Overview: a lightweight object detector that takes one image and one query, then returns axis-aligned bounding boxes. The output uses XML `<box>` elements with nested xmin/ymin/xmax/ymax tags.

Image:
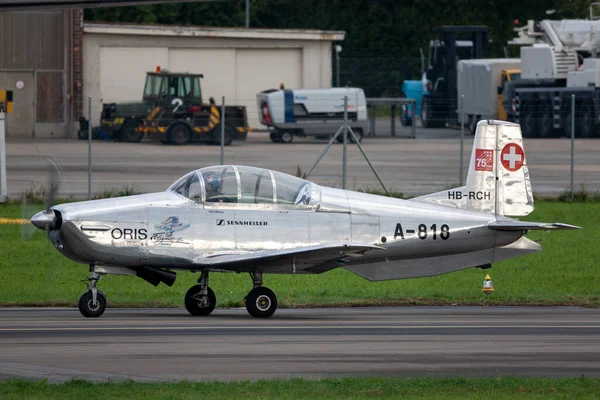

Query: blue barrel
<box><xmin>402</xmin><ymin>80</ymin><xmax>423</xmax><ymax>116</ymax></box>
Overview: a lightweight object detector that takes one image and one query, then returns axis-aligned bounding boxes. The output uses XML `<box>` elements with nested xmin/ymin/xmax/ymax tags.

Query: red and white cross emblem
<box><xmin>500</xmin><ymin>143</ymin><xmax>524</xmax><ymax>172</ymax></box>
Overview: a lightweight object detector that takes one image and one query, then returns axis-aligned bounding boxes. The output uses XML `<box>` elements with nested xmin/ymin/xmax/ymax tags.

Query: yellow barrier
<box><xmin>0</xmin><ymin>90</ymin><xmax>14</xmax><ymax>113</ymax></box>
<box><xmin>0</xmin><ymin>218</ymin><xmax>29</xmax><ymax>225</ymax></box>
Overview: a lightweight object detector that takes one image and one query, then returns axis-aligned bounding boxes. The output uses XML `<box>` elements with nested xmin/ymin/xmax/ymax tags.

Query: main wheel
<box><xmin>280</xmin><ymin>131</ymin><xmax>294</xmax><ymax>144</ymax></box>
<box><xmin>245</xmin><ymin>287</ymin><xmax>277</xmax><ymax>318</ymax></box>
<box><xmin>168</xmin><ymin>124</ymin><xmax>192</xmax><ymax>145</ymax></box>
<box><xmin>184</xmin><ymin>285</ymin><xmax>216</xmax><ymax>316</ymax></box>
<box><xmin>121</xmin><ymin>119</ymin><xmax>144</xmax><ymax>142</ymax></box>
<box><xmin>78</xmin><ymin>290</ymin><xmax>107</xmax><ymax>318</ymax></box>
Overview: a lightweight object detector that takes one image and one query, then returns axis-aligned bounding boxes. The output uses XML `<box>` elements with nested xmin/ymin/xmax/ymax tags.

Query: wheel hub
<box><xmin>193</xmin><ymin>294</ymin><xmax>210</xmax><ymax>308</ymax></box>
<box><xmin>87</xmin><ymin>299</ymin><xmax>100</xmax><ymax>312</ymax></box>
<box><xmin>256</xmin><ymin>295</ymin><xmax>271</xmax><ymax>311</ymax></box>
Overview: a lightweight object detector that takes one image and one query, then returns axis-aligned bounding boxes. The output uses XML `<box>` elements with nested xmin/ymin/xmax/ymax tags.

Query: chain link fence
<box><xmin>2</xmin><ymin>92</ymin><xmax>599</xmax><ymax>203</ymax></box>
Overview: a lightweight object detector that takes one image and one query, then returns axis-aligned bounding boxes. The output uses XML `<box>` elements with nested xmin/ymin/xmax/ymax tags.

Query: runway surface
<box><xmin>1</xmin><ymin>306</ymin><xmax>600</xmax><ymax>382</ymax></box>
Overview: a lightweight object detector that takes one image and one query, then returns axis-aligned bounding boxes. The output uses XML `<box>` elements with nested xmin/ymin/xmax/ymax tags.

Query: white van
<box><xmin>256</xmin><ymin>87</ymin><xmax>368</xmax><ymax>143</ymax></box>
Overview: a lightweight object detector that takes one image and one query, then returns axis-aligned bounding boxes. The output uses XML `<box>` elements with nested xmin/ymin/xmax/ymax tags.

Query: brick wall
<box><xmin>69</xmin><ymin>8</ymin><xmax>84</xmax><ymax>123</ymax></box>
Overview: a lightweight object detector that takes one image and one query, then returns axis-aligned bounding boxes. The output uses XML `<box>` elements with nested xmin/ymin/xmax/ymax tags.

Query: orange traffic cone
<box><xmin>482</xmin><ymin>274</ymin><xmax>494</xmax><ymax>295</ymax></box>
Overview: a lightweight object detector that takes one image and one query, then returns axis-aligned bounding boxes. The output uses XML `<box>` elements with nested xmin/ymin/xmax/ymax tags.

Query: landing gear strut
<box><xmin>245</xmin><ymin>271</ymin><xmax>277</xmax><ymax>318</ymax></box>
<box><xmin>185</xmin><ymin>270</ymin><xmax>216</xmax><ymax>316</ymax></box>
<box><xmin>78</xmin><ymin>265</ymin><xmax>107</xmax><ymax>318</ymax></box>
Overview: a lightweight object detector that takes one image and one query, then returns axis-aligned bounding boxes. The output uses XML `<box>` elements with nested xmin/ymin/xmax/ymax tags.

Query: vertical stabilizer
<box><xmin>466</xmin><ymin>120</ymin><xmax>533</xmax><ymax>216</ymax></box>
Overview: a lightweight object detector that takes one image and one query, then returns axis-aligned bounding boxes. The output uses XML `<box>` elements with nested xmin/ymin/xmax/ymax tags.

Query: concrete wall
<box><xmin>83</xmin><ymin>27</ymin><xmax>339</xmax><ymax>129</ymax></box>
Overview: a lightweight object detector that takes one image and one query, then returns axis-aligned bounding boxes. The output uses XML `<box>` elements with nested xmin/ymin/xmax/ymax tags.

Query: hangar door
<box><xmin>99</xmin><ymin>47</ymin><xmax>168</xmax><ymax>104</ymax></box>
<box><xmin>235</xmin><ymin>49</ymin><xmax>302</xmax><ymax>128</ymax></box>
<box><xmin>169</xmin><ymin>49</ymin><xmax>235</xmax><ymax>105</ymax></box>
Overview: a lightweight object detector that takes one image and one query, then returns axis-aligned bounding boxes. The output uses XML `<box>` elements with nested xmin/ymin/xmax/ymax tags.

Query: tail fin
<box><xmin>413</xmin><ymin>120</ymin><xmax>534</xmax><ymax>216</ymax></box>
<box><xmin>466</xmin><ymin>120</ymin><xmax>533</xmax><ymax>216</ymax></box>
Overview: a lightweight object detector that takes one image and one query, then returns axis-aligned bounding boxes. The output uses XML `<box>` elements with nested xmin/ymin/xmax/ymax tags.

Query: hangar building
<box><xmin>0</xmin><ymin>10</ymin><xmax>344</xmax><ymax>137</ymax></box>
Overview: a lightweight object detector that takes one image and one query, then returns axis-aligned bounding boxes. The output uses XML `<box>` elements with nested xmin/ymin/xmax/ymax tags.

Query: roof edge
<box><xmin>83</xmin><ymin>22</ymin><xmax>345</xmax><ymax>41</ymax></box>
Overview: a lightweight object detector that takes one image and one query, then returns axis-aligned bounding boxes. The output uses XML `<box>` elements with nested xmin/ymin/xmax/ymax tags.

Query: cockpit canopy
<box><xmin>168</xmin><ymin>166</ymin><xmax>317</xmax><ymax>207</ymax></box>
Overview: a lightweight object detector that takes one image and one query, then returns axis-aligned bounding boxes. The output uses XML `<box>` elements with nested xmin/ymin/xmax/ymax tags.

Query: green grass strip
<box><xmin>1</xmin><ymin>377</ymin><xmax>600</xmax><ymax>400</ymax></box>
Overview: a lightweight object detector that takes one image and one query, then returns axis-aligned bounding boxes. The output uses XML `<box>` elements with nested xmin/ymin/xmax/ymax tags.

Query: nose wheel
<box><xmin>78</xmin><ymin>265</ymin><xmax>107</xmax><ymax>318</ymax></box>
<box><xmin>185</xmin><ymin>270</ymin><xmax>216</xmax><ymax>316</ymax></box>
<box><xmin>244</xmin><ymin>271</ymin><xmax>277</xmax><ymax>318</ymax></box>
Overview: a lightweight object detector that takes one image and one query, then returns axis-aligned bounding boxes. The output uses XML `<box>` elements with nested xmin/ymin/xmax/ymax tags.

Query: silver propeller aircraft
<box><xmin>31</xmin><ymin>120</ymin><xmax>578</xmax><ymax>318</ymax></box>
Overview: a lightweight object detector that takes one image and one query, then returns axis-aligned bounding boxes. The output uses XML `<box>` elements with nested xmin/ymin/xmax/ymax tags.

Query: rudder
<box><xmin>465</xmin><ymin>119</ymin><xmax>533</xmax><ymax>216</ymax></box>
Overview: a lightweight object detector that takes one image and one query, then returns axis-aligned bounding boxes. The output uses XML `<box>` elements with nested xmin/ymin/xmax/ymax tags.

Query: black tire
<box><xmin>121</xmin><ymin>119</ymin><xmax>144</xmax><ymax>143</ymax></box>
<box><xmin>520</xmin><ymin>112</ymin><xmax>536</xmax><ymax>138</ymax></box>
<box><xmin>245</xmin><ymin>287</ymin><xmax>277</xmax><ymax>318</ymax></box>
<box><xmin>467</xmin><ymin>115</ymin><xmax>478</xmax><ymax>136</ymax></box>
<box><xmin>184</xmin><ymin>285</ymin><xmax>216</xmax><ymax>316</ymax></box>
<box><xmin>224</xmin><ymin>124</ymin><xmax>235</xmax><ymax>146</ymax></box>
<box><xmin>420</xmin><ymin>98</ymin><xmax>441</xmax><ymax>128</ymax></box>
<box><xmin>280</xmin><ymin>131</ymin><xmax>294</xmax><ymax>144</ymax></box>
<box><xmin>78</xmin><ymin>290</ymin><xmax>107</xmax><ymax>318</ymax></box>
<box><xmin>539</xmin><ymin>110</ymin><xmax>554</xmax><ymax>138</ymax></box>
<box><xmin>270</xmin><ymin>130</ymin><xmax>282</xmax><ymax>143</ymax></box>
<box><xmin>210</xmin><ymin>124</ymin><xmax>236</xmax><ymax>146</ymax></box>
<box><xmin>400</xmin><ymin>105</ymin><xmax>412</xmax><ymax>126</ymax></box>
<box><xmin>168</xmin><ymin>124</ymin><xmax>192</xmax><ymax>145</ymax></box>
<box><xmin>350</xmin><ymin>128</ymin><xmax>363</xmax><ymax>143</ymax></box>
<box><xmin>580</xmin><ymin>108</ymin><xmax>596</xmax><ymax>138</ymax></box>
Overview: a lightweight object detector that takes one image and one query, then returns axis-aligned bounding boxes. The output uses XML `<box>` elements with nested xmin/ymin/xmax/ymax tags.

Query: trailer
<box><xmin>457</xmin><ymin>59</ymin><xmax>521</xmax><ymax>134</ymax></box>
<box><xmin>256</xmin><ymin>88</ymin><xmax>368</xmax><ymax>143</ymax></box>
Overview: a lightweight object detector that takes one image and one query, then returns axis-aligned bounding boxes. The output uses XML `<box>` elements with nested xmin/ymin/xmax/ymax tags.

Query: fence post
<box><xmin>460</xmin><ymin>94</ymin><xmax>465</xmax><ymax>186</ymax></box>
<box><xmin>391</xmin><ymin>104</ymin><xmax>396</xmax><ymax>136</ymax></box>
<box><xmin>221</xmin><ymin>96</ymin><xmax>225</xmax><ymax>166</ymax></box>
<box><xmin>411</xmin><ymin>99</ymin><xmax>416</xmax><ymax>139</ymax></box>
<box><xmin>87</xmin><ymin>96</ymin><xmax>92</xmax><ymax>200</ymax></box>
<box><xmin>342</xmin><ymin>96</ymin><xmax>348</xmax><ymax>190</ymax></box>
<box><xmin>0</xmin><ymin>110</ymin><xmax>6</xmax><ymax>203</ymax></box>
<box><xmin>571</xmin><ymin>94</ymin><xmax>575</xmax><ymax>200</ymax></box>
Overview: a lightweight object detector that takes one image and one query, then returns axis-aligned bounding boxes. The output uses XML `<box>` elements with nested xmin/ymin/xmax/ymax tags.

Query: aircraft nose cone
<box><xmin>31</xmin><ymin>210</ymin><xmax>57</xmax><ymax>231</ymax></box>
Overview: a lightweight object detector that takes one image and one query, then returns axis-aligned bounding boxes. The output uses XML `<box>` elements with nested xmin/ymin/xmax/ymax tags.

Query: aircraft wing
<box><xmin>488</xmin><ymin>220</ymin><xmax>581</xmax><ymax>231</ymax></box>
<box><xmin>192</xmin><ymin>243</ymin><xmax>385</xmax><ymax>273</ymax></box>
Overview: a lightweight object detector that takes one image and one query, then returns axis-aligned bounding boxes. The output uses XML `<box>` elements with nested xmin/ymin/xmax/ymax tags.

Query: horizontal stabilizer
<box><xmin>488</xmin><ymin>221</ymin><xmax>580</xmax><ymax>231</ymax></box>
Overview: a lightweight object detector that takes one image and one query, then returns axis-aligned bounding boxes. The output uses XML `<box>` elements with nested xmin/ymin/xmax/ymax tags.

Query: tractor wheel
<box><xmin>121</xmin><ymin>119</ymin><xmax>144</xmax><ymax>143</ymax></box>
<box><xmin>167</xmin><ymin>124</ymin><xmax>192</xmax><ymax>145</ymax></box>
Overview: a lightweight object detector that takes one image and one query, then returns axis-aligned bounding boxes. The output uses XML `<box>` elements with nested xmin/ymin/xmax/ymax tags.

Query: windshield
<box><xmin>142</xmin><ymin>74</ymin><xmax>166</xmax><ymax>99</ymax></box>
<box><xmin>169</xmin><ymin>166</ymin><xmax>316</xmax><ymax>207</ymax></box>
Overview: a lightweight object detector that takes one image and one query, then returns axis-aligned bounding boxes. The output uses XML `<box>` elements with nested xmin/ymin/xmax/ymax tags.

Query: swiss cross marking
<box><xmin>475</xmin><ymin>149</ymin><xmax>493</xmax><ymax>171</ymax></box>
<box><xmin>500</xmin><ymin>143</ymin><xmax>524</xmax><ymax>172</ymax></box>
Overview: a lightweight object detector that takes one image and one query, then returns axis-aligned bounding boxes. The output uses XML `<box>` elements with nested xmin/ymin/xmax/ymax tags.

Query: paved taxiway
<box><xmin>1</xmin><ymin>307</ymin><xmax>599</xmax><ymax>382</ymax></box>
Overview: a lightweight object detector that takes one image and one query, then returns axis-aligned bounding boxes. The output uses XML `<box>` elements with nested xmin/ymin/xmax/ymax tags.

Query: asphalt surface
<box><xmin>1</xmin><ymin>306</ymin><xmax>599</xmax><ymax>382</ymax></box>
<box><xmin>6</xmin><ymin>119</ymin><xmax>600</xmax><ymax>199</ymax></box>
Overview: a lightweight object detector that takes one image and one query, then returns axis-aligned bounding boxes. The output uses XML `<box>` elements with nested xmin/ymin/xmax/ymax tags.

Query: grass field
<box><xmin>1</xmin><ymin>377</ymin><xmax>599</xmax><ymax>399</ymax></box>
<box><xmin>0</xmin><ymin>201</ymin><xmax>598</xmax><ymax>308</ymax></box>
